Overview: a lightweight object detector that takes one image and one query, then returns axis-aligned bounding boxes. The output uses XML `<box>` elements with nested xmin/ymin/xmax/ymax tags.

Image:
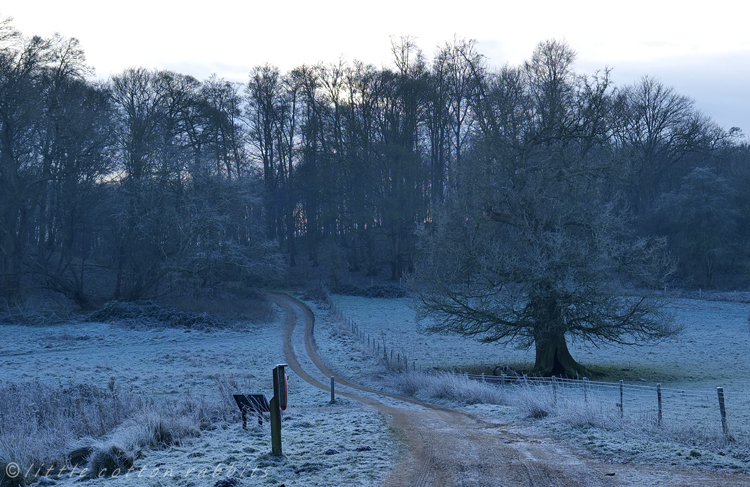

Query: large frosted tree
<box><xmin>411</xmin><ymin>40</ymin><xmax>679</xmax><ymax>377</ymax></box>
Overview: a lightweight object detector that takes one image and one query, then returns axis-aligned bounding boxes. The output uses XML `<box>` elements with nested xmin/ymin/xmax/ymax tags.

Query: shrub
<box><xmin>332</xmin><ymin>284</ymin><xmax>407</xmax><ymax>299</ymax></box>
<box><xmin>86</xmin><ymin>300</ymin><xmax>227</xmax><ymax>330</ymax></box>
<box><xmin>86</xmin><ymin>443</ymin><xmax>133</xmax><ymax>478</ymax></box>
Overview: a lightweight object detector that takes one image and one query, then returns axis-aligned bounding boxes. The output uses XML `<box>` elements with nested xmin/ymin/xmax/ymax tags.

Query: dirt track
<box><xmin>269</xmin><ymin>293</ymin><xmax>750</xmax><ymax>486</ymax></box>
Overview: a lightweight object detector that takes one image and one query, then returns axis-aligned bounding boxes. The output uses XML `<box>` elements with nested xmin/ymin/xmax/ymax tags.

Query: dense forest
<box><xmin>2</xmin><ymin>18</ymin><xmax>749</xmax><ymax>311</ymax></box>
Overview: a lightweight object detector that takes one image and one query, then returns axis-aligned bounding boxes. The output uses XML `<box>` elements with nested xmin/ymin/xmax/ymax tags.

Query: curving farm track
<box><xmin>269</xmin><ymin>293</ymin><xmax>750</xmax><ymax>487</ymax></box>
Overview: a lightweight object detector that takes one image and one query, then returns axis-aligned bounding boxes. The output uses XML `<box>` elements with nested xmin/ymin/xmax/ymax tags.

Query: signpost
<box><xmin>271</xmin><ymin>364</ymin><xmax>288</xmax><ymax>456</ymax></box>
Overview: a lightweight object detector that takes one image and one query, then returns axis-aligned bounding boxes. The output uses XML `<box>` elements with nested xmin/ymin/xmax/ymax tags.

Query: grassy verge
<box><xmin>0</xmin><ymin>374</ymin><xmax>251</xmax><ymax>484</ymax></box>
<box><xmin>388</xmin><ymin>370</ymin><xmax>750</xmax><ymax>471</ymax></box>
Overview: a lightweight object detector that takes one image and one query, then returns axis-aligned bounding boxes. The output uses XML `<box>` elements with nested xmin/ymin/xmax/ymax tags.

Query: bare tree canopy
<box><xmin>411</xmin><ymin>40</ymin><xmax>680</xmax><ymax>377</ymax></box>
<box><xmin>1</xmin><ymin>17</ymin><xmax>748</xmax><ymax>317</ymax></box>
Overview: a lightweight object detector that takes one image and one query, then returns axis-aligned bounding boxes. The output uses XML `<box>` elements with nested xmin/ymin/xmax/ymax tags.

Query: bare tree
<box><xmin>0</xmin><ymin>24</ymin><xmax>56</xmax><ymax>299</ymax></box>
<box><xmin>412</xmin><ymin>40</ymin><xmax>678</xmax><ymax>377</ymax></box>
<box><xmin>616</xmin><ymin>76</ymin><xmax>724</xmax><ymax>214</ymax></box>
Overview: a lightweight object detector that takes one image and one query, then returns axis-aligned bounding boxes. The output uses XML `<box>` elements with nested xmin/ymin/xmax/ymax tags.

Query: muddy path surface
<box><xmin>269</xmin><ymin>293</ymin><xmax>750</xmax><ymax>486</ymax></box>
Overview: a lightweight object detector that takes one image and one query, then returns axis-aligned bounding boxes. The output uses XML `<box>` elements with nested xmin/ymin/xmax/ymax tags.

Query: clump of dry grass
<box><xmin>390</xmin><ymin>371</ymin><xmax>508</xmax><ymax>405</ymax></box>
<box><xmin>0</xmin><ymin>374</ymin><xmax>248</xmax><ymax>485</ymax></box>
<box><xmin>0</xmin><ymin>381</ymin><xmax>142</xmax><ymax>471</ymax></box>
<box><xmin>86</xmin><ymin>443</ymin><xmax>134</xmax><ymax>478</ymax></box>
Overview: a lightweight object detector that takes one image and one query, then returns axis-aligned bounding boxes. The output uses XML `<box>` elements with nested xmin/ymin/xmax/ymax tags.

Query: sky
<box><xmin>4</xmin><ymin>0</ymin><xmax>749</xmax><ymax>137</ymax></box>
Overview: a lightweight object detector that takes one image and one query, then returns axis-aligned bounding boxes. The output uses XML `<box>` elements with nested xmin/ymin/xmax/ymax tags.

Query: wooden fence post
<box><xmin>330</xmin><ymin>376</ymin><xmax>335</xmax><ymax>403</ymax></box>
<box><xmin>618</xmin><ymin>380</ymin><xmax>624</xmax><ymax>418</ymax></box>
<box><xmin>552</xmin><ymin>376</ymin><xmax>557</xmax><ymax>405</ymax></box>
<box><xmin>657</xmin><ymin>383</ymin><xmax>662</xmax><ymax>426</ymax></box>
<box><xmin>583</xmin><ymin>377</ymin><xmax>589</xmax><ymax>403</ymax></box>
<box><xmin>717</xmin><ymin>387</ymin><xmax>730</xmax><ymax>439</ymax></box>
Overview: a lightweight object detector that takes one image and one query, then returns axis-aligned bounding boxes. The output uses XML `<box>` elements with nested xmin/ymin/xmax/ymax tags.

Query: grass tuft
<box><xmin>0</xmin><ymin>373</ymin><xmax>249</xmax><ymax>484</ymax></box>
<box><xmin>390</xmin><ymin>371</ymin><xmax>508</xmax><ymax>405</ymax></box>
<box><xmin>86</xmin><ymin>443</ymin><xmax>134</xmax><ymax>478</ymax></box>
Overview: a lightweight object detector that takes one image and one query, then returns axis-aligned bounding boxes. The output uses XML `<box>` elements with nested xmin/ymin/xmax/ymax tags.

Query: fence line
<box><xmin>323</xmin><ymin>289</ymin><xmax>414</xmax><ymax>372</ymax></box>
<box><xmin>462</xmin><ymin>372</ymin><xmax>737</xmax><ymax>440</ymax></box>
<box><xmin>322</xmin><ymin>290</ymin><xmax>743</xmax><ymax>441</ymax></box>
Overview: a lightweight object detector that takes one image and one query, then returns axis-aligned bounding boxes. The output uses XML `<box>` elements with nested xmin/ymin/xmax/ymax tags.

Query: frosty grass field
<box><xmin>322</xmin><ymin>294</ymin><xmax>750</xmax><ymax>470</ymax></box>
<box><xmin>0</xmin><ymin>303</ymin><xmax>398</xmax><ymax>486</ymax></box>
<box><xmin>2</xmin><ymin>292</ymin><xmax>750</xmax><ymax>485</ymax></box>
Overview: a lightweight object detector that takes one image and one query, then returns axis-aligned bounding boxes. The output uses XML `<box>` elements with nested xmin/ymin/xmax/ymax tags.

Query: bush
<box><xmin>86</xmin><ymin>444</ymin><xmax>133</xmax><ymax>478</ymax></box>
<box><xmin>86</xmin><ymin>300</ymin><xmax>228</xmax><ymax>330</ymax></box>
<box><xmin>332</xmin><ymin>284</ymin><xmax>406</xmax><ymax>299</ymax></box>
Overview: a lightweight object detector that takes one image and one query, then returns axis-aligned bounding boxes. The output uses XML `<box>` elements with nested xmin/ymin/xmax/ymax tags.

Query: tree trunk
<box><xmin>532</xmin><ymin>333</ymin><xmax>588</xmax><ymax>377</ymax></box>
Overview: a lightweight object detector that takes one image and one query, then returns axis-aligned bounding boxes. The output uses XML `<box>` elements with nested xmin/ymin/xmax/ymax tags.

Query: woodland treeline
<box><xmin>2</xmin><ymin>18</ymin><xmax>749</xmax><ymax>309</ymax></box>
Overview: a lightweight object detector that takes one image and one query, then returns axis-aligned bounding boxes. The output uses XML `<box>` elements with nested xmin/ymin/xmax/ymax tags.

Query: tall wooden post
<box><xmin>717</xmin><ymin>387</ymin><xmax>730</xmax><ymax>439</ymax></box>
<box><xmin>583</xmin><ymin>377</ymin><xmax>589</xmax><ymax>403</ymax></box>
<box><xmin>657</xmin><ymin>383</ymin><xmax>663</xmax><ymax>426</ymax></box>
<box><xmin>271</xmin><ymin>364</ymin><xmax>287</xmax><ymax>456</ymax></box>
<box><xmin>552</xmin><ymin>376</ymin><xmax>558</xmax><ymax>405</ymax></box>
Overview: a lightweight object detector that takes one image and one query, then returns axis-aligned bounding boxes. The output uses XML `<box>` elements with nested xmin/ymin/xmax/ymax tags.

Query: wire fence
<box><xmin>467</xmin><ymin>374</ymin><xmax>735</xmax><ymax>438</ymax></box>
<box><xmin>324</xmin><ymin>291</ymin><xmax>415</xmax><ymax>371</ymax></box>
<box><xmin>323</xmin><ymin>290</ymin><xmax>744</xmax><ymax>441</ymax></box>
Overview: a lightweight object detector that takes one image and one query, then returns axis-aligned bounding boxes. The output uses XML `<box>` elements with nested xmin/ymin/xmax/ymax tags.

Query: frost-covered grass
<box><xmin>0</xmin><ymin>302</ymin><xmax>397</xmax><ymax>486</ymax></box>
<box><xmin>325</xmin><ymin>293</ymin><xmax>750</xmax><ymax>471</ymax></box>
<box><xmin>389</xmin><ymin>370</ymin><xmax>508</xmax><ymax>405</ymax></box>
<box><xmin>513</xmin><ymin>382</ymin><xmax>750</xmax><ymax>470</ymax></box>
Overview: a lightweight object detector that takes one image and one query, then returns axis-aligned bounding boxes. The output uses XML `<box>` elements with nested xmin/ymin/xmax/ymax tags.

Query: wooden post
<box><xmin>717</xmin><ymin>387</ymin><xmax>730</xmax><ymax>439</ymax></box>
<box><xmin>330</xmin><ymin>376</ymin><xmax>335</xmax><ymax>403</ymax></box>
<box><xmin>481</xmin><ymin>373</ymin><xmax>485</xmax><ymax>383</ymax></box>
<box><xmin>583</xmin><ymin>377</ymin><xmax>589</xmax><ymax>403</ymax></box>
<box><xmin>271</xmin><ymin>365</ymin><xmax>287</xmax><ymax>456</ymax></box>
<box><xmin>501</xmin><ymin>373</ymin><xmax>506</xmax><ymax>386</ymax></box>
<box><xmin>618</xmin><ymin>380</ymin><xmax>624</xmax><ymax>418</ymax></box>
<box><xmin>552</xmin><ymin>376</ymin><xmax>557</xmax><ymax>405</ymax></box>
<box><xmin>657</xmin><ymin>383</ymin><xmax>663</xmax><ymax>426</ymax></box>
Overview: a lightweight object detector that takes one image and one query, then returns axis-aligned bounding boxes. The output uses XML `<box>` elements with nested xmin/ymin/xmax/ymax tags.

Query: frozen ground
<box><xmin>4</xmin><ymin>292</ymin><xmax>750</xmax><ymax>484</ymax></box>
<box><xmin>328</xmin><ymin>294</ymin><xmax>750</xmax><ymax>390</ymax></box>
<box><xmin>0</xmin><ymin>306</ymin><xmax>397</xmax><ymax>486</ymax></box>
<box><xmin>323</xmin><ymin>293</ymin><xmax>750</xmax><ymax>471</ymax></box>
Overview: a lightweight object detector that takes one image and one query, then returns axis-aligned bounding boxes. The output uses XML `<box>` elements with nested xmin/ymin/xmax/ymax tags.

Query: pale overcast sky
<box><xmin>4</xmin><ymin>0</ymin><xmax>749</xmax><ymax>135</ymax></box>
